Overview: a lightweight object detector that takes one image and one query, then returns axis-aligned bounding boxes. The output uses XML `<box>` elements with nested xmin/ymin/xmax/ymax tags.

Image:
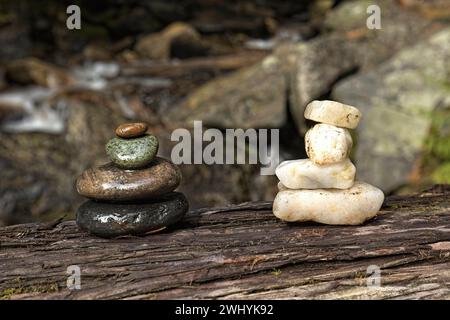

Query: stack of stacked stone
<box><xmin>75</xmin><ymin>122</ymin><xmax>188</xmax><ymax>238</ymax></box>
<box><xmin>273</xmin><ymin>100</ymin><xmax>384</xmax><ymax>225</ymax></box>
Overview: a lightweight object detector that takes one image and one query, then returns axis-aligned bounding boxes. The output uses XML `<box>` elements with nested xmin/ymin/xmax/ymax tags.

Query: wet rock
<box><xmin>115</xmin><ymin>122</ymin><xmax>148</xmax><ymax>138</ymax></box>
<box><xmin>5</xmin><ymin>58</ymin><xmax>74</xmax><ymax>89</ymax></box>
<box><xmin>106</xmin><ymin>134</ymin><xmax>158</xmax><ymax>169</ymax></box>
<box><xmin>135</xmin><ymin>22</ymin><xmax>208</xmax><ymax>60</ymax></box>
<box><xmin>333</xmin><ymin>28</ymin><xmax>450</xmax><ymax>192</ymax></box>
<box><xmin>76</xmin><ymin>157</ymin><xmax>181</xmax><ymax>201</ymax></box>
<box><xmin>76</xmin><ymin>192</ymin><xmax>188</xmax><ymax>238</ymax></box>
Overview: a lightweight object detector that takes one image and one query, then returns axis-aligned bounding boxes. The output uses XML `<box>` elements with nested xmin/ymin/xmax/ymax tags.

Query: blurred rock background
<box><xmin>0</xmin><ymin>0</ymin><xmax>449</xmax><ymax>225</ymax></box>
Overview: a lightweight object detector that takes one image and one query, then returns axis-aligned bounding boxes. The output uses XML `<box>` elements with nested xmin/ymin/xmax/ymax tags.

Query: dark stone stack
<box><xmin>75</xmin><ymin>122</ymin><xmax>188</xmax><ymax>238</ymax></box>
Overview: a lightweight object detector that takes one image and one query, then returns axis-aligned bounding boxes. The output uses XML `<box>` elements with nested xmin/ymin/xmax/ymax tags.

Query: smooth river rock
<box><xmin>76</xmin><ymin>192</ymin><xmax>189</xmax><ymax>238</ymax></box>
<box><xmin>106</xmin><ymin>134</ymin><xmax>158</xmax><ymax>169</ymax></box>
<box><xmin>273</xmin><ymin>181</ymin><xmax>384</xmax><ymax>225</ymax></box>
<box><xmin>304</xmin><ymin>100</ymin><xmax>361</xmax><ymax>129</ymax></box>
<box><xmin>305</xmin><ymin>123</ymin><xmax>352</xmax><ymax>165</ymax></box>
<box><xmin>76</xmin><ymin>157</ymin><xmax>181</xmax><ymax>201</ymax></box>
<box><xmin>115</xmin><ymin>122</ymin><xmax>148</xmax><ymax>138</ymax></box>
<box><xmin>275</xmin><ymin>158</ymin><xmax>355</xmax><ymax>190</ymax></box>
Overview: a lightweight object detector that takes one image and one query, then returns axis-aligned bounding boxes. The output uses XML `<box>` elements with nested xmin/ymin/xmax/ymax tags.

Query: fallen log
<box><xmin>120</xmin><ymin>51</ymin><xmax>268</xmax><ymax>78</ymax></box>
<box><xmin>0</xmin><ymin>185</ymin><xmax>449</xmax><ymax>299</ymax></box>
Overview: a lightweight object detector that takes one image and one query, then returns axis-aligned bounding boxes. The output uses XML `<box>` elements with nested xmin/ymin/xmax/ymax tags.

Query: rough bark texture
<box><xmin>0</xmin><ymin>185</ymin><xmax>449</xmax><ymax>300</ymax></box>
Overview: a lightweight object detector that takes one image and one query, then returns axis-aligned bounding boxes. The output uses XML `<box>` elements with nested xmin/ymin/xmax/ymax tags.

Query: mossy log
<box><xmin>0</xmin><ymin>185</ymin><xmax>449</xmax><ymax>299</ymax></box>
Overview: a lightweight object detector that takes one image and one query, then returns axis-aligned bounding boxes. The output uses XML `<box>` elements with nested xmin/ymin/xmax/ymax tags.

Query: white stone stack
<box><xmin>273</xmin><ymin>100</ymin><xmax>384</xmax><ymax>225</ymax></box>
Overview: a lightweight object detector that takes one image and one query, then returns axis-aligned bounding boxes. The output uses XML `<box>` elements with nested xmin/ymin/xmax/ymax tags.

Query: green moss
<box><xmin>0</xmin><ymin>287</ymin><xmax>25</xmax><ymax>299</ymax></box>
<box><xmin>272</xmin><ymin>268</ymin><xmax>282</xmax><ymax>276</ymax></box>
<box><xmin>432</xmin><ymin>163</ymin><xmax>450</xmax><ymax>184</ymax></box>
<box><xmin>420</xmin><ymin>107</ymin><xmax>450</xmax><ymax>185</ymax></box>
<box><xmin>425</xmin><ymin>109</ymin><xmax>450</xmax><ymax>161</ymax></box>
<box><xmin>0</xmin><ymin>277</ymin><xmax>59</xmax><ymax>299</ymax></box>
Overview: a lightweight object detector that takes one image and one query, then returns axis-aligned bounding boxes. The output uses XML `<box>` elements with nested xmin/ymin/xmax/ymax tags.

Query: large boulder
<box><xmin>176</xmin><ymin>0</ymin><xmax>436</xmax><ymax>135</ymax></box>
<box><xmin>167</xmin><ymin>54</ymin><xmax>286</xmax><ymax>129</ymax></box>
<box><xmin>333</xmin><ymin>28</ymin><xmax>450</xmax><ymax>192</ymax></box>
<box><xmin>286</xmin><ymin>36</ymin><xmax>360</xmax><ymax>134</ymax></box>
<box><xmin>288</xmin><ymin>0</ymin><xmax>434</xmax><ymax>134</ymax></box>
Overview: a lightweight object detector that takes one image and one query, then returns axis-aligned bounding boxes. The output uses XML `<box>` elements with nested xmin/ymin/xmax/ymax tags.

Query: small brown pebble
<box><xmin>115</xmin><ymin>122</ymin><xmax>148</xmax><ymax>138</ymax></box>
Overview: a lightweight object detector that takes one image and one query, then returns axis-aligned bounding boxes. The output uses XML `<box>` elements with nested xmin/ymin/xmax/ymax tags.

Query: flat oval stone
<box><xmin>275</xmin><ymin>158</ymin><xmax>355</xmax><ymax>189</ymax></box>
<box><xmin>305</xmin><ymin>124</ymin><xmax>353</xmax><ymax>165</ymax></box>
<box><xmin>106</xmin><ymin>134</ymin><xmax>158</xmax><ymax>169</ymax></box>
<box><xmin>76</xmin><ymin>157</ymin><xmax>181</xmax><ymax>201</ymax></box>
<box><xmin>115</xmin><ymin>122</ymin><xmax>148</xmax><ymax>138</ymax></box>
<box><xmin>304</xmin><ymin>100</ymin><xmax>362</xmax><ymax>129</ymax></box>
<box><xmin>76</xmin><ymin>192</ymin><xmax>189</xmax><ymax>238</ymax></box>
<box><xmin>273</xmin><ymin>181</ymin><xmax>384</xmax><ymax>225</ymax></box>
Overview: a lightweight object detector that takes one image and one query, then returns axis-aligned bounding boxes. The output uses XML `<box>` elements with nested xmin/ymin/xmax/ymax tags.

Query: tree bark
<box><xmin>0</xmin><ymin>185</ymin><xmax>449</xmax><ymax>300</ymax></box>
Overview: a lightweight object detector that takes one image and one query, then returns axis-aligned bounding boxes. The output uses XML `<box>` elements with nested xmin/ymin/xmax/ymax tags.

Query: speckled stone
<box><xmin>106</xmin><ymin>134</ymin><xmax>158</xmax><ymax>169</ymax></box>
<box><xmin>76</xmin><ymin>192</ymin><xmax>189</xmax><ymax>238</ymax></box>
<box><xmin>115</xmin><ymin>122</ymin><xmax>148</xmax><ymax>138</ymax></box>
<box><xmin>76</xmin><ymin>157</ymin><xmax>181</xmax><ymax>201</ymax></box>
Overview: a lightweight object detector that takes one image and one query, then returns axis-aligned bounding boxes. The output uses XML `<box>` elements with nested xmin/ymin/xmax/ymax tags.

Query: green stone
<box><xmin>106</xmin><ymin>134</ymin><xmax>158</xmax><ymax>169</ymax></box>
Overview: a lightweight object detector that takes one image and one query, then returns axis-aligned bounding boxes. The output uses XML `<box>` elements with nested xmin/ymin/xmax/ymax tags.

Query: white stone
<box><xmin>273</xmin><ymin>181</ymin><xmax>384</xmax><ymax>225</ymax></box>
<box><xmin>304</xmin><ymin>100</ymin><xmax>362</xmax><ymax>129</ymax></box>
<box><xmin>275</xmin><ymin>158</ymin><xmax>355</xmax><ymax>190</ymax></box>
<box><xmin>305</xmin><ymin>124</ymin><xmax>353</xmax><ymax>165</ymax></box>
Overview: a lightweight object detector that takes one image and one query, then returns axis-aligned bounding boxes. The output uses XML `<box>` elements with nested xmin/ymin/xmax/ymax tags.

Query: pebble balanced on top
<box><xmin>273</xmin><ymin>100</ymin><xmax>384</xmax><ymax>225</ymax></box>
<box><xmin>75</xmin><ymin>122</ymin><xmax>189</xmax><ymax>238</ymax></box>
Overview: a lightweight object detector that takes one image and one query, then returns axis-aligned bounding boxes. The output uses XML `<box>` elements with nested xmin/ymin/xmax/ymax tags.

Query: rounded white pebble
<box><xmin>304</xmin><ymin>100</ymin><xmax>362</xmax><ymax>129</ymax></box>
<box><xmin>305</xmin><ymin>124</ymin><xmax>352</xmax><ymax>165</ymax></box>
<box><xmin>275</xmin><ymin>158</ymin><xmax>355</xmax><ymax>189</ymax></box>
<box><xmin>273</xmin><ymin>181</ymin><xmax>385</xmax><ymax>225</ymax></box>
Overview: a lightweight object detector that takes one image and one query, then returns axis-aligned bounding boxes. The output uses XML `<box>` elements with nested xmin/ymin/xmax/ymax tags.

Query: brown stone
<box><xmin>115</xmin><ymin>122</ymin><xmax>148</xmax><ymax>138</ymax></box>
<box><xmin>76</xmin><ymin>157</ymin><xmax>181</xmax><ymax>201</ymax></box>
<box><xmin>134</xmin><ymin>22</ymin><xmax>207</xmax><ymax>60</ymax></box>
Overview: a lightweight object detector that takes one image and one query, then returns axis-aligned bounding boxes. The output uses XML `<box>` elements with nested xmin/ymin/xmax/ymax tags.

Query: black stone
<box><xmin>76</xmin><ymin>192</ymin><xmax>188</xmax><ymax>238</ymax></box>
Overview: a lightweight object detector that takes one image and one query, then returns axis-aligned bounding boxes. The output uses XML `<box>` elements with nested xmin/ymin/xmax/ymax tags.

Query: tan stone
<box><xmin>304</xmin><ymin>100</ymin><xmax>362</xmax><ymax>129</ymax></box>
